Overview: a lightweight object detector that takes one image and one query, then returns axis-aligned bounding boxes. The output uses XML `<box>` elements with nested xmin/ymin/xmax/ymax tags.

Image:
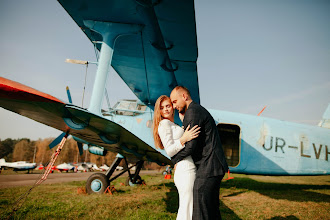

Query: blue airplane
<box><xmin>0</xmin><ymin>0</ymin><xmax>329</xmax><ymax>194</ymax></box>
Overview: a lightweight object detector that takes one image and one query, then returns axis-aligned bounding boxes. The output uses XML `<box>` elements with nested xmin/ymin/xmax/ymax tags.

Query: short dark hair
<box><xmin>173</xmin><ymin>86</ymin><xmax>191</xmax><ymax>97</ymax></box>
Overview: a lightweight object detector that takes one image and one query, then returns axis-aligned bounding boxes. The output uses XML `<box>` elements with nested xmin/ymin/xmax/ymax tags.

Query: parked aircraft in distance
<box><xmin>55</xmin><ymin>163</ymin><xmax>75</xmax><ymax>173</ymax></box>
<box><xmin>0</xmin><ymin>158</ymin><xmax>36</xmax><ymax>173</ymax></box>
<box><xmin>99</xmin><ymin>164</ymin><xmax>110</xmax><ymax>171</ymax></box>
<box><xmin>0</xmin><ymin>0</ymin><xmax>329</xmax><ymax>194</ymax></box>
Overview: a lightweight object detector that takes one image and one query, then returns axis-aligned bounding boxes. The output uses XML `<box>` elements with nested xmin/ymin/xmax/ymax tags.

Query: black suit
<box><xmin>172</xmin><ymin>101</ymin><xmax>229</xmax><ymax>220</ymax></box>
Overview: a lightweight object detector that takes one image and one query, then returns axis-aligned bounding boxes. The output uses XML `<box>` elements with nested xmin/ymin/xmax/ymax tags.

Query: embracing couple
<box><xmin>153</xmin><ymin>86</ymin><xmax>229</xmax><ymax>220</ymax></box>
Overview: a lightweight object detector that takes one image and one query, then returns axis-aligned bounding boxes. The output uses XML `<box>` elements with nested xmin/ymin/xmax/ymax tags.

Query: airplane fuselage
<box><xmin>209</xmin><ymin>109</ymin><xmax>329</xmax><ymax>175</ymax></box>
<box><xmin>0</xmin><ymin>159</ymin><xmax>37</xmax><ymax>171</ymax></box>
<box><xmin>107</xmin><ymin>101</ymin><xmax>329</xmax><ymax>176</ymax></box>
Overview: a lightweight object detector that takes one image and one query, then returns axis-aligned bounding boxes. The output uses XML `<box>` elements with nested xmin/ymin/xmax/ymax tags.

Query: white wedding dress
<box><xmin>158</xmin><ymin>119</ymin><xmax>196</xmax><ymax>220</ymax></box>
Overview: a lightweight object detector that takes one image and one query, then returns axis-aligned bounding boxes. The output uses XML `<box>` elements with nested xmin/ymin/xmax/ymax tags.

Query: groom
<box><xmin>170</xmin><ymin>86</ymin><xmax>229</xmax><ymax>220</ymax></box>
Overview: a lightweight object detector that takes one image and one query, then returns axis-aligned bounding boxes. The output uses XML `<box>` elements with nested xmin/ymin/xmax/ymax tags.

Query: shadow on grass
<box><xmin>112</xmin><ymin>189</ymin><xmax>126</xmax><ymax>194</ymax></box>
<box><xmin>222</xmin><ymin>177</ymin><xmax>330</xmax><ymax>203</ymax></box>
<box><xmin>267</xmin><ymin>215</ymin><xmax>299</xmax><ymax>220</ymax></box>
<box><xmin>220</xmin><ymin>200</ymin><xmax>242</xmax><ymax>220</ymax></box>
<box><xmin>160</xmin><ymin>182</ymin><xmax>179</xmax><ymax>213</ymax></box>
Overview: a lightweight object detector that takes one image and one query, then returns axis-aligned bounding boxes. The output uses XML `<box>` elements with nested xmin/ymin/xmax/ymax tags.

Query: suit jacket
<box><xmin>171</xmin><ymin>101</ymin><xmax>229</xmax><ymax>178</ymax></box>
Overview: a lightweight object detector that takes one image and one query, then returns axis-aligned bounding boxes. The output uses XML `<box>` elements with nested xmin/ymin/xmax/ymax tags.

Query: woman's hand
<box><xmin>180</xmin><ymin>124</ymin><xmax>200</xmax><ymax>146</ymax></box>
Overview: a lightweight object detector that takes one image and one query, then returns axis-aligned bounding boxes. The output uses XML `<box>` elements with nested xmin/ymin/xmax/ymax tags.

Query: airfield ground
<box><xmin>0</xmin><ymin>170</ymin><xmax>159</xmax><ymax>188</ymax></box>
<box><xmin>0</xmin><ymin>172</ymin><xmax>329</xmax><ymax>219</ymax></box>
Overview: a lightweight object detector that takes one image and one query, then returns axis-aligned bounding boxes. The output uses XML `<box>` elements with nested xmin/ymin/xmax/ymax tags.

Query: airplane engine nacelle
<box><xmin>88</xmin><ymin>146</ymin><xmax>107</xmax><ymax>156</ymax></box>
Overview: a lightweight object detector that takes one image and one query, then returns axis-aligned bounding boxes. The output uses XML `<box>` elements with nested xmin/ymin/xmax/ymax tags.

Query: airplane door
<box><xmin>217</xmin><ymin>124</ymin><xmax>241</xmax><ymax>167</ymax></box>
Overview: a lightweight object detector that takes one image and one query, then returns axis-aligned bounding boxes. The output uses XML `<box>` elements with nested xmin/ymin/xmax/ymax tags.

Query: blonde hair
<box><xmin>153</xmin><ymin>95</ymin><xmax>171</xmax><ymax>149</ymax></box>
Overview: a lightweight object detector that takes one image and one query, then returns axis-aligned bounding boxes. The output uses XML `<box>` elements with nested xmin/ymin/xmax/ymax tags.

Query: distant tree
<box><xmin>2</xmin><ymin>137</ymin><xmax>123</xmax><ymax>166</ymax></box>
<box><xmin>144</xmin><ymin>161</ymin><xmax>163</xmax><ymax>170</ymax></box>
<box><xmin>4</xmin><ymin>153</ymin><xmax>13</xmax><ymax>162</ymax></box>
<box><xmin>0</xmin><ymin>138</ymin><xmax>18</xmax><ymax>161</ymax></box>
<box><xmin>103</xmin><ymin>151</ymin><xmax>117</xmax><ymax>166</ymax></box>
<box><xmin>35</xmin><ymin>138</ymin><xmax>54</xmax><ymax>165</ymax></box>
<box><xmin>89</xmin><ymin>153</ymin><xmax>102</xmax><ymax>166</ymax></box>
<box><xmin>12</xmin><ymin>139</ymin><xmax>34</xmax><ymax>162</ymax></box>
<box><xmin>57</xmin><ymin>138</ymin><xmax>79</xmax><ymax>164</ymax></box>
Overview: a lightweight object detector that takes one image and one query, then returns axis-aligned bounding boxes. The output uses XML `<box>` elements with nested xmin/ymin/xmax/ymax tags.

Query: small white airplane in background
<box><xmin>0</xmin><ymin>158</ymin><xmax>36</xmax><ymax>173</ymax></box>
<box><xmin>56</xmin><ymin>162</ymin><xmax>75</xmax><ymax>172</ymax></box>
<box><xmin>92</xmin><ymin>164</ymin><xmax>102</xmax><ymax>171</ymax></box>
<box><xmin>76</xmin><ymin>164</ymin><xmax>88</xmax><ymax>172</ymax></box>
<box><xmin>116</xmin><ymin>166</ymin><xmax>124</xmax><ymax>171</ymax></box>
<box><xmin>99</xmin><ymin>164</ymin><xmax>110</xmax><ymax>171</ymax></box>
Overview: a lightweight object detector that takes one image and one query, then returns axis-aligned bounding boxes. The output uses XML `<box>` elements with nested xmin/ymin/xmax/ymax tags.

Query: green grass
<box><xmin>0</xmin><ymin>174</ymin><xmax>329</xmax><ymax>220</ymax></box>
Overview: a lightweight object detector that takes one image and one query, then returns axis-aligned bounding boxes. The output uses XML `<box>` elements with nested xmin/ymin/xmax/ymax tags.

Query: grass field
<box><xmin>0</xmin><ymin>173</ymin><xmax>329</xmax><ymax>219</ymax></box>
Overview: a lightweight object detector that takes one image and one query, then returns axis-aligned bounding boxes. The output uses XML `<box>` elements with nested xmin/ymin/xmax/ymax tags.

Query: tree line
<box><xmin>0</xmin><ymin>138</ymin><xmax>162</xmax><ymax>169</ymax></box>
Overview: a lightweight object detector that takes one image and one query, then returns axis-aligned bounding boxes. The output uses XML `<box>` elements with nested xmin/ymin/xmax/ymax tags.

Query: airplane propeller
<box><xmin>49</xmin><ymin>132</ymin><xmax>67</xmax><ymax>149</ymax></box>
<box><xmin>66</xmin><ymin>86</ymin><xmax>72</xmax><ymax>104</ymax></box>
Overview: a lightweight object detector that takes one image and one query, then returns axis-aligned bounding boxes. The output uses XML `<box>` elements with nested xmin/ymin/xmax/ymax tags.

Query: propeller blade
<box><xmin>77</xmin><ymin>142</ymin><xmax>83</xmax><ymax>155</ymax></box>
<box><xmin>49</xmin><ymin>132</ymin><xmax>66</xmax><ymax>149</ymax></box>
<box><xmin>66</xmin><ymin>86</ymin><xmax>72</xmax><ymax>104</ymax></box>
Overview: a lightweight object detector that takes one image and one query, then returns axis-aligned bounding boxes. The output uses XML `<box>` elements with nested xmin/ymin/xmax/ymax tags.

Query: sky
<box><xmin>0</xmin><ymin>0</ymin><xmax>329</xmax><ymax>140</ymax></box>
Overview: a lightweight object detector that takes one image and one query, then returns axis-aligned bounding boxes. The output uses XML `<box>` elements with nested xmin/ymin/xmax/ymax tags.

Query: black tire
<box><xmin>125</xmin><ymin>175</ymin><xmax>142</xmax><ymax>186</ymax></box>
<box><xmin>86</xmin><ymin>173</ymin><xmax>109</xmax><ymax>194</ymax></box>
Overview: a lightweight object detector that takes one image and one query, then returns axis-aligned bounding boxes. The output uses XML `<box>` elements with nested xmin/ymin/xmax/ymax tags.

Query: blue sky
<box><xmin>0</xmin><ymin>0</ymin><xmax>329</xmax><ymax>140</ymax></box>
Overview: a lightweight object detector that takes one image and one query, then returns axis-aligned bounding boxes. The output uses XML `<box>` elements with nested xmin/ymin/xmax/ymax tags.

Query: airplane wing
<box><xmin>1</xmin><ymin>1</ymin><xmax>198</xmax><ymax>166</ymax></box>
<box><xmin>58</xmin><ymin>0</ymin><xmax>200</xmax><ymax>105</ymax></box>
<box><xmin>0</xmin><ymin>77</ymin><xmax>171</xmax><ymax>165</ymax></box>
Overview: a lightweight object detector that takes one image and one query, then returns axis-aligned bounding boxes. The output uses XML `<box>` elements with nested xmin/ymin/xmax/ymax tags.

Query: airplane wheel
<box><xmin>86</xmin><ymin>173</ymin><xmax>109</xmax><ymax>194</ymax></box>
<box><xmin>125</xmin><ymin>175</ymin><xmax>142</xmax><ymax>186</ymax></box>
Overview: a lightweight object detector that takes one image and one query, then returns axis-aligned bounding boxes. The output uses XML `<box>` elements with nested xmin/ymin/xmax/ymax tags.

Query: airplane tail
<box><xmin>318</xmin><ymin>103</ymin><xmax>330</xmax><ymax>129</ymax></box>
<box><xmin>0</xmin><ymin>158</ymin><xmax>6</xmax><ymax>165</ymax></box>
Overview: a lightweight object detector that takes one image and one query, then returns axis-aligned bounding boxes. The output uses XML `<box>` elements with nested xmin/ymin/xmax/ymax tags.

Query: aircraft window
<box><xmin>217</xmin><ymin>124</ymin><xmax>240</xmax><ymax>167</ymax></box>
<box><xmin>113</xmin><ymin>101</ymin><xmax>131</xmax><ymax>116</ymax></box>
<box><xmin>116</xmin><ymin>101</ymin><xmax>130</xmax><ymax>110</ymax></box>
<box><xmin>128</xmin><ymin>102</ymin><xmax>136</xmax><ymax>110</ymax></box>
<box><xmin>113</xmin><ymin>100</ymin><xmax>146</xmax><ymax>116</ymax></box>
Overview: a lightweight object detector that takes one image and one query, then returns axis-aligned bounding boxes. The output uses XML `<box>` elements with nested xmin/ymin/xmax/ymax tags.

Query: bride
<box><xmin>153</xmin><ymin>95</ymin><xmax>200</xmax><ymax>220</ymax></box>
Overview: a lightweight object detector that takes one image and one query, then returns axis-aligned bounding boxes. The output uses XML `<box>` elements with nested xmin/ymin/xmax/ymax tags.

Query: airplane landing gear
<box><xmin>86</xmin><ymin>173</ymin><xmax>109</xmax><ymax>194</ymax></box>
<box><xmin>125</xmin><ymin>174</ymin><xmax>143</xmax><ymax>186</ymax></box>
<box><xmin>85</xmin><ymin>154</ymin><xmax>145</xmax><ymax>194</ymax></box>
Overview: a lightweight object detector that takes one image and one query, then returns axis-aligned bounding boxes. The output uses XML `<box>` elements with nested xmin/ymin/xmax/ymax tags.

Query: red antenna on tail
<box><xmin>258</xmin><ymin>106</ymin><xmax>267</xmax><ymax>116</ymax></box>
